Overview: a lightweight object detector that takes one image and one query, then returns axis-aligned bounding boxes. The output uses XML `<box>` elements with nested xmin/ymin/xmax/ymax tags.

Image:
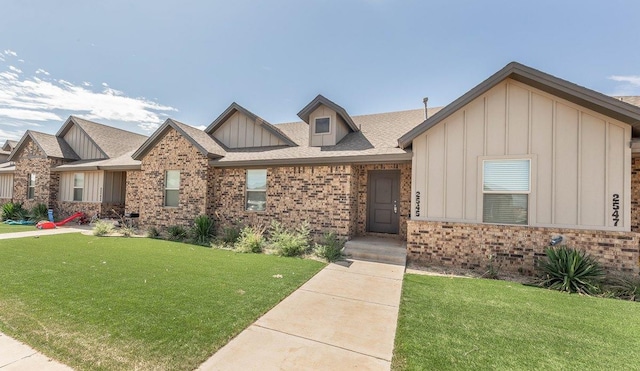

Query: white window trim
<box><xmin>245</xmin><ymin>169</ymin><xmax>267</xmax><ymax>212</ymax></box>
<box><xmin>164</xmin><ymin>170</ymin><xmax>180</xmax><ymax>207</ymax></box>
<box><xmin>314</xmin><ymin>116</ymin><xmax>332</xmax><ymax>135</ymax></box>
<box><xmin>73</xmin><ymin>173</ymin><xmax>84</xmax><ymax>202</ymax></box>
<box><xmin>477</xmin><ymin>155</ymin><xmax>536</xmax><ymax>226</ymax></box>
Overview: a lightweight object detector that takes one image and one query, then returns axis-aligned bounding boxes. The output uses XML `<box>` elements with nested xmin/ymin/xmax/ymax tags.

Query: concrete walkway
<box><xmin>199</xmin><ymin>260</ymin><xmax>405</xmax><ymax>370</ymax></box>
<box><xmin>0</xmin><ymin>332</ymin><xmax>71</xmax><ymax>370</ymax></box>
<box><xmin>0</xmin><ymin>226</ymin><xmax>85</xmax><ymax>240</ymax></box>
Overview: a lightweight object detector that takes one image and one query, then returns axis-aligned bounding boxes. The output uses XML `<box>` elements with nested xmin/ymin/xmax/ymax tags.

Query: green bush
<box><xmin>167</xmin><ymin>225</ymin><xmax>188</xmax><ymax>241</ymax></box>
<box><xmin>268</xmin><ymin>221</ymin><xmax>311</xmax><ymax>257</ymax></box>
<box><xmin>30</xmin><ymin>203</ymin><xmax>49</xmax><ymax>221</ymax></box>
<box><xmin>234</xmin><ymin>226</ymin><xmax>265</xmax><ymax>253</ymax></box>
<box><xmin>192</xmin><ymin>215</ymin><xmax>215</xmax><ymax>245</ymax></box>
<box><xmin>147</xmin><ymin>226</ymin><xmax>161</xmax><ymax>239</ymax></box>
<box><xmin>221</xmin><ymin>225</ymin><xmax>241</xmax><ymax>244</ymax></box>
<box><xmin>537</xmin><ymin>245</ymin><xmax>605</xmax><ymax>295</ymax></box>
<box><xmin>313</xmin><ymin>232</ymin><xmax>344</xmax><ymax>262</ymax></box>
<box><xmin>2</xmin><ymin>202</ymin><xmax>26</xmax><ymax>221</ymax></box>
<box><xmin>93</xmin><ymin>220</ymin><xmax>115</xmax><ymax>236</ymax></box>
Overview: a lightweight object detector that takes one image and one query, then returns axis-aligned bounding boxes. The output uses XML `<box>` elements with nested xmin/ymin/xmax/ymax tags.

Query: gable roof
<box><xmin>205</xmin><ymin>102</ymin><xmax>296</xmax><ymax>147</ymax></box>
<box><xmin>398</xmin><ymin>62</ymin><xmax>640</xmax><ymax>148</ymax></box>
<box><xmin>133</xmin><ymin>118</ymin><xmax>225</xmax><ymax>160</ymax></box>
<box><xmin>2</xmin><ymin>140</ymin><xmax>17</xmax><ymax>152</ymax></box>
<box><xmin>57</xmin><ymin>116</ymin><xmax>148</xmax><ymax>158</ymax></box>
<box><xmin>8</xmin><ymin>130</ymin><xmax>79</xmax><ymax>161</ymax></box>
<box><xmin>297</xmin><ymin>94</ymin><xmax>360</xmax><ymax>133</ymax></box>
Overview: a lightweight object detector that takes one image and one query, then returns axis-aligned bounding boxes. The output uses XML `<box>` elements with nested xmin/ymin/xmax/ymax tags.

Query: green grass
<box><xmin>0</xmin><ymin>234</ymin><xmax>324</xmax><ymax>370</ymax></box>
<box><xmin>393</xmin><ymin>274</ymin><xmax>640</xmax><ymax>371</ymax></box>
<box><xmin>0</xmin><ymin>223</ymin><xmax>36</xmax><ymax>234</ymax></box>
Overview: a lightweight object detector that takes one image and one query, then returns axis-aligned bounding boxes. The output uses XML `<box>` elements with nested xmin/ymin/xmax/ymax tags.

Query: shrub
<box><xmin>482</xmin><ymin>254</ymin><xmax>502</xmax><ymax>280</ymax></box>
<box><xmin>93</xmin><ymin>220</ymin><xmax>115</xmax><ymax>236</ymax></box>
<box><xmin>604</xmin><ymin>276</ymin><xmax>640</xmax><ymax>301</ymax></box>
<box><xmin>268</xmin><ymin>221</ymin><xmax>311</xmax><ymax>257</ymax></box>
<box><xmin>537</xmin><ymin>245</ymin><xmax>605</xmax><ymax>295</ymax></box>
<box><xmin>221</xmin><ymin>225</ymin><xmax>241</xmax><ymax>244</ymax></box>
<box><xmin>234</xmin><ymin>226</ymin><xmax>265</xmax><ymax>253</ymax></box>
<box><xmin>147</xmin><ymin>226</ymin><xmax>161</xmax><ymax>239</ymax></box>
<box><xmin>167</xmin><ymin>225</ymin><xmax>188</xmax><ymax>241</ymax></box>
<box><xmin>192</xmin><ymin>215</ymin><xmax>215</xmax><ymax>245</ymax></box>
<box><xmin>313</xmin><ymin>232</ymin><xmax>344</xmax><ymax>262</ymax></box>
<box><xmin>30</xmin><ymin>203</ymin><xmax>49</xmax><ymax>221</ymax></box>
<box><xmin>2</xmin><ymin>202</ymin><xmax>26</xmax><ymax>221</ymax></box>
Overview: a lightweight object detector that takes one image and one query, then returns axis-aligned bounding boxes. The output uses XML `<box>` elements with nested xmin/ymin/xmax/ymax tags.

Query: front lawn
<box><xmin>393</xmin><ymin>274</ymin><xmax>640</xmax><ymax>370</ymax></box>
<box><xmin>0</xmin><ymin>223</ymin><xmax>36</xmax><ymax>234</ymax></box>
<box><xmin>0</xmin><ymin>234</ymin><xmax>324</xmax><ymax>370</ymax></box>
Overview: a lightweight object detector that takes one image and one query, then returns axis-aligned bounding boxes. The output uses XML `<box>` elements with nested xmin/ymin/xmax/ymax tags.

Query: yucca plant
<box><xmin>537</xmin><ymin>245</ymin><xmax>605</xmax><ymax>295</ymax></box>
<box><xmin>192</xmin><ymin>215</ymin><xmax>215</xmax><ymax>245</ymax></box>
<box><xmin>30</xmin><ymin>203</ymin><xmax>49</xmax><ymax>221</ymax></box>
<box><xmin>167</xmin><ymin>225</ymin><xmax>188</xmax><ymax>241</ymax></box>
<box><xmin>2</xmin><ymin>202</ymin><xmax>26</xmax><ymax>221</ymax></box>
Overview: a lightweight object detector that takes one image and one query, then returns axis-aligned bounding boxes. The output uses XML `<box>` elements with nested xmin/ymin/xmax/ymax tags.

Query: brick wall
<box><xmin>354</xmin><ymin>163</ymin><xmax>411</xmax><ymax>240</ymax></box>
<box><xmin>631</xmin><ymin>157</ymin><xmax>640</xmax><ymax>232</ymax></box>
<box><xmin>53</xmin><ymin>201</ymin><xmax>125</xmax><ymax>221</ymax></box>
<box><xmin>213</xmin><ymin>165</ymin><xmax>357</xmax><ymax>238</ymax></box>
<box><xmin>13</xmin><ymin>139</ymin><xmax>67</xmax><ymax>210</ymax></box>
<box><xmin>134</xmin><ymin>128</ymin><xmax>210</xmax><ymax>229</ymax></box>
<box><xmin>407</xmin><ymin>220</ymin><xmax>640</xmax><ymax>275</ymax></box>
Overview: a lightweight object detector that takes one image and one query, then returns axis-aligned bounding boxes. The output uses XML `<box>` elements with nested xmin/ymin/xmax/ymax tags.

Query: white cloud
<box><xmin>0</xmin><ymin>63</ymin><xmax>177</xmax><ymax>133</ymax></box>
<box><xmin>195</xmin><ymin>125</ymin><xmax>207</xmax><ymax>131</ymax></box>
<box><xmin>82</xmin><ymin>81</ymin><xmax>91</xmax><ymax>86</ymax></box>
<box><xmin>3</xmin><ymin>50</ymin><xmax>17</xmax><ymax>57</ymax></box>
<box><xmin>0</xmin><ymin>128</ymin><xmax>24</xmax><ymax>141</ymax></box>
<box><xmin>608</xmin><ymin>75</ymin><xmax>640</xmax><ymax>96</ymax></box>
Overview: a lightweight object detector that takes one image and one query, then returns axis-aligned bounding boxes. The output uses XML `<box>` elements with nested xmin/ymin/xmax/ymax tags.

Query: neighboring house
<box><xmin>129</xmin><ymin>96</ymin><xmax>440</xmax><ymax>239</ymax></box>
<box><xmin>0</xmin><ymin>140</ymin><xmax>17</xmax><ymax>203</ymax></box>
<box><xmin>7</xmin><ymin>116</ymin><xmax>147</xmax><ymax>218</ymax></box>
<box><xmin>0</xmin><ymin>140</ymin><xmax>17</xmax><ymax>163</ymax></box>
<box><xmin>399</xmin><ymin>62</ymin><xmax>640</xmax><ymax>275</ymax></box>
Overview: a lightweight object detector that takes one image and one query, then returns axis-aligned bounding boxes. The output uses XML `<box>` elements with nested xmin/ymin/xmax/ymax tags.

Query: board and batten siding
<box><xmin>213</xmin><ymin>111</ymin><xmax>286</xmax><ymax>148</ymax></box>
<box><xmin>59</xmin><ymin>171</ymin><xmax>104</xmax><ymax>202</ymax></box>
<box><xmin>309</xmin><ymin>105</ymin><xmax>351</xmax><ymax>146</ymax></box>
<box><xmin>0</xmin><ymin>174</ymin><xmax>13</xmax><ymax>198</ymax></box>
<box><xmin>63</xmin><ymin>125</ymin><xmax>105</xmax><ymax>160</ymax></box>
<box><xmin>411</xmin><ymin>79</ymin><xmax>631</xmax><ymax>231</ymax></box>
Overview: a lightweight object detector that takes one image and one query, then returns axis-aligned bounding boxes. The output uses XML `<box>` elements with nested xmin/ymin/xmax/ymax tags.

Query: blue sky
<box><xmin>1</xmin><ymin>0</ymin><xmax>639</xmax><ymax>141</ymax></box>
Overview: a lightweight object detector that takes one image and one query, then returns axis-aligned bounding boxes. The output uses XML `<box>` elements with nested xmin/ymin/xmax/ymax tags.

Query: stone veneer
<box><xmin>129</xmin><ymin>128</ymin><xmax>215</xmax><ymax>228</ymax></box>
<box><xmin>53</xmin><ymin>201</ymin><xmax>125</xmax><ymax>220</ymax></box>
<box><xmin>13</xmin><ymin>139</ymin><xmax>67</xmax><ymax>211</ymax></box>
<box><xmin>407</xmin><ymin>220</ymin><xmax>640</xmax><ymax>275</ymax></box>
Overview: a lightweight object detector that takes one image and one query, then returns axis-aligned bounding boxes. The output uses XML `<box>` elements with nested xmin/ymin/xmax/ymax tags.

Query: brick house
<box><xmin>5</xmin><ymin>116</ymin><xmax>147</xmax><ymax>218</ymax></box>
<box><xmin>129</xmin><ymin>95</ymin><xmax>436</xmax><ymax>239</ymax></box>
<box><xmin>398</xmin><ymin>62</ymin><xmax>640</xmax><ymax>275</ymax></box>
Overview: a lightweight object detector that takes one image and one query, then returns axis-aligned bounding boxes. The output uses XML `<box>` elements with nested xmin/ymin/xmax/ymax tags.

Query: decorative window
<box><xmin>482</xmin><ymin>159</ymin><xmax>530</xmax><ymax>225</ymax></box>
<box><xmin>73</xmin><ymin>173</ymin><xmax>84</xmax><ymax>202</ymax></box>
<box><xmin>314</xmin><ymin>117</ymin><xmax>330</xmax><ymax>134</ymax></box>
<box><xmin>246</xmin><ymin>169</ymin><xmax>267</xmax><ymax>211</ymax></box>
<box><xmin>164</xmin><ymin>170</ymin><xmax>180</xmax><ymax>207</ymax></box>
<box><xmin>27</xmin><ymin>173</ymin><xmax>35</xmax><ymax>199</ymax></box>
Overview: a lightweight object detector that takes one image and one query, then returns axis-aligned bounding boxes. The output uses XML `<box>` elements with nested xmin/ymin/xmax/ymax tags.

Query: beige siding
<box><xmin>309</xmin><ymin>104</ymin><xmax>352</xmax><ymax>146</ymax></box>
<box><xmin>0</xmin><ymin>174</ymin><xmax>13</xmax><ymax>198</ymax></box>
<box><xmin>213</xmin><ymin>111</ymin><xmax>286</xmax><ymax>148</ymax></box>
<box><xmin>412</xmin><ymin>79</ymin><xmax>632</xmax><ymax>231</ymax></box>
<box><xmin>335</xmin><ymin>115</ymin><xmax>350</xmax><ymax>144</ymax></box>
<box><xmin>60</xmin><ymin>171</ymin><xmax>104</xmax><ymax>202</ymax></box>
<box><xmin>63</xmin><ymin>125</ymin><xmax>105</xmax><ymax>159</ymax></box>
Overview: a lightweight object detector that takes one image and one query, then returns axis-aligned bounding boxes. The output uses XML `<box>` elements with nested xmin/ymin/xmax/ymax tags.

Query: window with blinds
<box><xmin>164</xmin><ymin>170</ymin><xmax>180</xmax><ymax>207</ymax></box>
<box><xmin>482</xmin><ymin>159</ymin><xmax>530</xmax><ymax>225</ymax></box>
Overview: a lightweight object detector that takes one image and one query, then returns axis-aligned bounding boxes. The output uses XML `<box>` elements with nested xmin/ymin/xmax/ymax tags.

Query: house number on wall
<box><xmin>415</xmin><ymin>191</ymin><xmax>421</xmax><ymax>217</ymax></box>
<box><xmin>612</xmin><ymin>194</ymin><xmax>620</xmax><ymax>226</ymax></box>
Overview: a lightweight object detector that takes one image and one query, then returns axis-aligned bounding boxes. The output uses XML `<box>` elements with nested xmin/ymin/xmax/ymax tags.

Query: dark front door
<box><xmin>367</xmin><ymin>170</ymin><xmax>400</xmax><ymax>234</ymax></box>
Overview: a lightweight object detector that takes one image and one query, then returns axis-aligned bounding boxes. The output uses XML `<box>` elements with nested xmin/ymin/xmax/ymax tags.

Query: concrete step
<box><xmin>344</xmin><ymin>237</ymin><xmax>407</xmax><ymax>266</ymax></box>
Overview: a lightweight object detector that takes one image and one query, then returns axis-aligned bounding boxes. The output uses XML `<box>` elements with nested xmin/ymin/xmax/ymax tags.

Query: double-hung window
<box><xmin>164</xmin><ymin>170</ymin><xmax>180</xmax><ymax>207</ymax></box>
<box><xmin>27</xmin><ymin>173</ymin><xmax>36</xmax><ymax>199</ymax></box>
<box><xmin>73</xmin><ymin>173</ymin><xmax>84</xmax><ymax>201</ymax></box>
<box><xmin>482</xmin><ymin>159</ymin><xmax>530</xmax><ymax>225</ymax></box>
<box><xmin>246</xmin><ymin>169</ymin><xmax>267</xmax><ymax>211</ymax></box>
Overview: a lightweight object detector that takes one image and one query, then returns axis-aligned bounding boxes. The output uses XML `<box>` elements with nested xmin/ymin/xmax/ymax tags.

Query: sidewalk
<box><xmin>0</xmin><ymin>226</ymin><xmax>85</xmax><ymax>240</ymax></box>
<box><xmin>198</xmin><ymin>259</ymin><xmax>405</xmax><ymax>370</ymax></box>
<box><xmin>0</xmin><ymin>332</ymin><xmax>71</xmax><ymax>370</ymax></box>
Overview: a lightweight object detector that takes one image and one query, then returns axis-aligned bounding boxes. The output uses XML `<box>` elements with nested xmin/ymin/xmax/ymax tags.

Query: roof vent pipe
<box><xmin>423</xmin><ymin>97</ymin><xmax>429</xmax><ymax>119</ymax></box>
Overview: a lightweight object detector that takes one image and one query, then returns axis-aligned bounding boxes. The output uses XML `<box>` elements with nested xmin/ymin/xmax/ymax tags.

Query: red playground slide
<box><xmin>54</xmin><ymin>212</ymin><xmax>86</xmax><ymax>226</ymax></box>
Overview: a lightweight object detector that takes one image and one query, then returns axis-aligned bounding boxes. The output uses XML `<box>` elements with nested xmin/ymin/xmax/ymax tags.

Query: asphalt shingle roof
<box><xmin>28</xmin><ymin>131</ymin><xmax>79</xmax><ymax>160</ymax></box>
<box><xmin>66</xmin><ymin>116</ymin><xmax>148</xmax><ymax>158</ymax></box>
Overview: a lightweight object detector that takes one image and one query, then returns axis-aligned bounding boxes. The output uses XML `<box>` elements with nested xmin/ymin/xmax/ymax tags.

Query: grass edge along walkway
<box><xmin>393</xmin><ymin>273</ymin><xmax>640</xmax><ymax>371</ymax></box>
<box><xmin>0</xmin><ymin>234</ymin><xmax>325</xmax><ymax>370</ymax></box>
